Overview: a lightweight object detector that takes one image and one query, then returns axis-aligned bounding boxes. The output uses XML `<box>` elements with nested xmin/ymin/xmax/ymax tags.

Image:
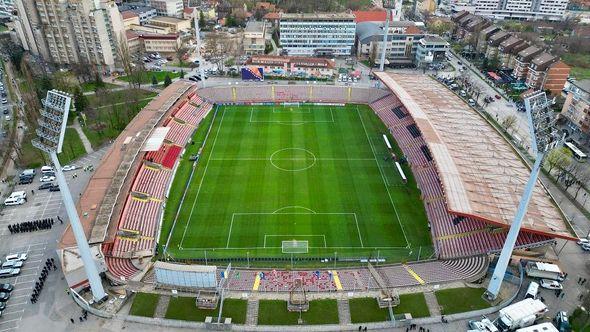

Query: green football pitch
<box><xmin>160</xmin><ymin>104</ymin><xmax>433</xmax><ymax>264</ymax></box>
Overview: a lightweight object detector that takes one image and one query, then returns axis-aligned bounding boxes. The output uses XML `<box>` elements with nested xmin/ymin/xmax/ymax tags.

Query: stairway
<box><xmin>246</xmin><ymin>297</ymin><xmax>259</xmax><ymax>326</ymax></box>
<box><xmin>337</xmin><ymin>298</ymin><xmax>351</xmax><ymax>325</ymax></box>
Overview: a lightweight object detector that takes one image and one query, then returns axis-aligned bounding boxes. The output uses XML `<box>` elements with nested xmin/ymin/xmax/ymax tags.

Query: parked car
<box><xmin>576</xmin><ymin>238</ymin><xmax>589</xmax><ymax>245</ymax></box>
<box><xmin>494</xmin><ymin>94</ymin><xmax>501</xmax><ymax>99</ymax></box>
<box><xmin>0</xmin><ymin>302</ymin><xmax>5</xmax><ymax>311</ymax></box>
<box><xmin>49</xmin><ymin>185</ymin><xmax>60</xmax><ymax>192</ymax></box>
<box><xmin>540</xmin><ymin>279</ymin><xmax>563</xmax><ymax>290</ymax></box>
<box><xmin>0</xmin><ymin>269</ymin><xmax>20</xmax><ymax>278</ymax></box>
<box><xmin>0</xmin><ymin>284</ymin><xmax>14</xmax><ymax>293</ymax></box>
<box><xmin>39</xmin><ymin>175</ymin><xmax>56</xmax><ymax>182</ymax></box>
<box><xmin>5</xmin><ymin>253</ymin><xmax>27</xmax><ymax>262</ymax></box>
<box><xmin>581</xmin><ymin>243</ymin><xmax>590</xmax><ymax>251</ymax></box>
<box><xmin>62</xmin><ymin>165</ymin><xmax>77</xmax><ymax>171</ymax></box>
<box><xmin>1</xmin><ymin>260</ymin><xmax>23</xmax><ymax>269</ymax></box>
<box><xmin>38</xmin><ymin>182</ymin><xmax>53</xmax><ymax>190</ymax></box>
<box><xmin>0</xmin><ymin>292</ymin><xmax>10</xmax><ymax>302</ymax></box>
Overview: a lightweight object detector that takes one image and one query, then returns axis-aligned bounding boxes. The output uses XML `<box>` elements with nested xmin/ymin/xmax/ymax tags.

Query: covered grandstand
<box><xmin>59</xmin><ymin>78</ymin><xmax>573</xmax><ymax>293</ymax></box>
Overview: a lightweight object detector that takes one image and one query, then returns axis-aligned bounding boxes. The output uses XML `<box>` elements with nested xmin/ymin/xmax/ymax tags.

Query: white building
<box><xmin>279</xmin><ymin>13</ymin><xmax>356</xmax><ymax>56</ymax></box>
<box><xmin>451</xmin><ymin>0</ymin><xmax>569</xmax><ymax>21</ymax></box>
<box><xmin>0</xmin><ymin>0</ymin><xmax>14</xmax><ymax>18</ymax></box>
<box><xmin>149</xmin><ymin>0</ymin><xmax>183</xmax><ymax>18</ymax></box>
<box><xmin>244</xmin><ymin>21</ymin><xmax>266</xmax><ymax>55</ymax></box>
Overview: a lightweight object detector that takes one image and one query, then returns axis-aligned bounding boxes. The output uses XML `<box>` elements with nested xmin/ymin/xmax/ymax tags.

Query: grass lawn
<box><xmin>350</xmin><ymin>297</ymin><xmax>390</xmax><ymax>323</ymax></box>
<box><xmin>81</xmin><ymin>81</ymin><xmax>118</xmax><ymax>92</ymax></box>
<box><xmin>0</xmin><ymin>24</ymin><xmax>7</xmax><ymax>33</ymax></box>
<box><xmin>257</xmin><ymin>300</ymin><xmax>339</xmax><ymax>325</ymax></box>
<box><xmin>129</xmin><ymin>293</ymin><xmax>160</xmax><ymax>317</ymax></box>
<box><xmin>58</xmin><ymin>128</ymin><xmax>87</xmax><ymax>165</ymax></box>
<box><xmin>164</xmin><ymin>297</ymin><xmax>247</xmax><ymax>324</ymax></box>
<box><xmin>118</xmin><ymin>71</ymin><xmax>181</xmax><ymax>84</ymax></box>
<box><xmin>435</xmin><ymin>287</ymin><xmax>490</xmax><ymax>315</ymax></box>
<box><xmin>570</xmin><ymin>308</ymin><xmax>590</xmax><ymax>332</ymax></box>
<box><xmin>82</xmin><ymin>89</ymin><xmax>157</xmax><ymax>148</ymax></box>
<box><xmin>160</xmin><ymin>104</ymin><xmax>432</xmax><ymax>263</ymax></box>
<box><xmin>562</xmin><ymin>53</ymin><xmax>590</xmax><ymax>80</ymax></box>
<box><xmin>350</xmin><ymin>294</ymin><xmax>429</xmax><ymax>323</ymax></box>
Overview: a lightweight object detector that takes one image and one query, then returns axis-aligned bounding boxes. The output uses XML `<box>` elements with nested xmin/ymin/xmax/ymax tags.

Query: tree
<box><xmin>116</xmin><ymin>33</ymin><xmax>143</xmax><ymax>89</ymax></box>
<box><xmin>544</xmin><ymin>147</ymin><xmax>572</xmax><ymax>174</ymax></box>
<box><xmin>501</xmin><ymin>115</ymin><xmax>518</xmax><ymax>134</ymax></box>
<box><xmin>164</xmin><ymin>74</ymin><xmax>172</xmax><ymax>87</ymax></box>
<box><xmin>199</xmin><ymin>11</ymin><xmax>206</xmax><ymax>29</ymax></box>
<box><xmin>73</xmin><ymin>86</ymin><xmax>88</xmax><ymax>112</ymax></box>
<box><xmin>151</xmin><ymin>74</ymin><xmax>158</xmax><ymax>86</ymax></box>
<box><xmin>180</xmin><ymin>69</ymin><xmax>185</xmax><ymax>79</ymax></box>
<box><xmin>573</xmin><ymin>168</ymin><xmax>590</xmax><ymax>199</ymax></box>
<box><xmin>94</xmin><ymin>72</ymin><xmax>105</xmax><ymax>92</ymax></box>
<box><xmin>174</xmin><ymin>41</ymin><xmax>188</xmax><ymax>67</ymax></box>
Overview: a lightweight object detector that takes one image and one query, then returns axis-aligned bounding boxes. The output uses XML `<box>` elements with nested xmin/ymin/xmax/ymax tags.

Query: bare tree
<box><xmin>502</xmin><ymin>115</ymin><xmax>518</xmax><ymax>134</ymax></box>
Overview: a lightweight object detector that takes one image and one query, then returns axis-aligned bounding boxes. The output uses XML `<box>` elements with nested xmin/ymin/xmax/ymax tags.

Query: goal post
<box><xmin>282</xmin><ymin>240</ymin><xmax>308</xmax><ymax>254</ymax></box>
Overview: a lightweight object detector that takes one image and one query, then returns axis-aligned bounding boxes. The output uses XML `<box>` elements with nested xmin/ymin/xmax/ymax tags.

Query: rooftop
<box><xmin>352</xmin><ymin>10</ymin><xmax>387</xmax><ymax>23</ymax></box>
<box><xmin>149</xmin><ymin>16</ymin><xmax>188</xmax><ymax>24</ymax></box>
<box><xmin>247</xmin><ymin>55</ymin><xmax>335</xmax><ymax>69</ymax></box>
<box><xmin>375</xmin><ymin>72</ymin><xmax>573</xmax><ymax>240</ymax></box>
<box><xmin>489</xmin><ymin>30</ymin><xmax>509</xmax><ymax>42</ymax></box>
<box><xmin>517</xmin><ymin>45</ymin><xmax>541</xmax><ymax>58</ymax></box>
<box><xmin>572</xmin><ymin>79</ymin><xmax>590</xmax><ymax>93</ymax></box>
<box><xmin>245</xmin><ymin>20</ymin><xmax>265</xmax><ymax>33</ymax></box>
<box><xmin>121</xmin><ymin>10</ymin><xmax>139</xmax><ymax>20</ymax></box>
<box><xmin>531</xmin><ymin>52</ymin><xmax>556</xmax><ymax>66</ymax></box>
<box><xmin>421</xmin><ymin>35</ymin><xmax>447</xmax><ymax>44</ymax></box>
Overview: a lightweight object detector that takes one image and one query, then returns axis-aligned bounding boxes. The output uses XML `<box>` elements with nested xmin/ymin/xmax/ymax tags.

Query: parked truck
<box><xmin>525</xmin><ymin>262</ymin><xmax>565</xmax><ymax>281</ymax></box>
<box><xmin>495</xmin><ymin>298</ymin><xmax>547</xmax><ymax>331</ymax></box>
<box><xmin>516</xmin><ymin>322</ymin><xmax>558</xmax><ymax>332</ymax></box>
<box><xmin>468</xmin><ymin>318</ymin><xmax>499</xmax><ymax>332</ymax></box>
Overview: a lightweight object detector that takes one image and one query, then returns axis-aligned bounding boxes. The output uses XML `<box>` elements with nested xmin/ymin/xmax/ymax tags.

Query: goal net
<box><xmin>282</xmin><ymin>240</ymin><xmax>308</xmax><ymax>254</ymax></box>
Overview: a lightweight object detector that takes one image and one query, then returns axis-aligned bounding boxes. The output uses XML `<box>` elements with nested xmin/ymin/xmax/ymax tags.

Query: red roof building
<box><xmin>353</xmin><ymin>10</ymin><xmax>387</xmax><ymax>23</ymax></box>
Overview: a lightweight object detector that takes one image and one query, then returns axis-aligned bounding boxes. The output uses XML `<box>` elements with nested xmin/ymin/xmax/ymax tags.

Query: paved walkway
<box><xmin>246</xmin><ymin>296</ymin><xmax>259</xmax><ymax>325</ymax></box>
<box><xmin>423</xmin><ymin>292</ymin><xmax>441</xmax><ymax>317</ymax></box>
<box><xmin>153</xmin><ymin>295</ymin><xmax>170</xmax><ymax>319</ymax></box>
<box><xmin>337</xmin><ymin>298</ymin><xmax>351</xmax><ymax>325</ymax></box>
<box><xmin>70</xmin><ymin>117</ymin><xmax>94</xmax><ymax>154</ymax></box>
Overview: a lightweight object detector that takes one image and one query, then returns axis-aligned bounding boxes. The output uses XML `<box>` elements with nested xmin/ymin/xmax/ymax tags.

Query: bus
<box><xmin>564</xmin><ymin>141</ymin><xmax>587</xmax><ymax>162</ymax></box>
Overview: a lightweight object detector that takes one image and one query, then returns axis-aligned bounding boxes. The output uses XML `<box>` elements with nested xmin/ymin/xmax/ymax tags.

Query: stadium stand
<box><xmin>132</xmin><ymin>165</ymin><xmax>172</xmax><ymax>200</ymax></box>
<box><xmin>369</xmin><ymin>93</ymin><xmax>555</xmax><ymax>259</ymax></box>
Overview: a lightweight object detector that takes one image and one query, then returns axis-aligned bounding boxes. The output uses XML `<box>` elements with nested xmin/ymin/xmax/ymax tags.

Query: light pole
<box><xmin>193</xmin><ymin>6</ymin><xmax>206</xmax><ymax>87</ymax></box>
<box><xmin>32</xmin><ymin>90</ymin><xmax>107</xmax><ymax>302</ymax></box>
<box><xmin>485</xmin><ymin>91</ymin><xmax>561</xmax><ymax>300</ymax></box>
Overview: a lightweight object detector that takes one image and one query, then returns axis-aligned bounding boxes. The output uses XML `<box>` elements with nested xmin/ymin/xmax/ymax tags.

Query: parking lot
<box><xmin>0</xmin><ymin>146</ymin><xmax>108</xmax><ymax>331</ymax></box>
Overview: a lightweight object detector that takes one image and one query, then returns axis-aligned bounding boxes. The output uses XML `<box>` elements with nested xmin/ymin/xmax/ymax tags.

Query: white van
<box><xmin>524</xmin><ymin>281</ymin><xmax>539</xmax><ymax>299</ymax></box>
<box><xmin>5</xmin><ymin>253</ymin><xmax>27</xmax><ymax>262</ymax></box>
<box><xmin>41</xmin><ymin>166</ymin><xmax>54</xmax><ymax>175</ymax></box>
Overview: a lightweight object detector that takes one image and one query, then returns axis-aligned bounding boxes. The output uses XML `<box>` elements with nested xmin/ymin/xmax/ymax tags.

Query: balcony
<box><xmin>36</xmin><ymin>129</ymin><xmax>59</xmax><ymax>144</ymax></box>
<box><xmin>37</xmin><ymin>118</ymin><xmax>61</xmax><ymax>133</ymax></box>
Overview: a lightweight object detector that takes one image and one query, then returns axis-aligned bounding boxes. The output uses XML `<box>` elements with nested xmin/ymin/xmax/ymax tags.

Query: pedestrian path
<box><xmin>337</xmin><ymin>298</ymin><xmax>351</xmax><ymax>325</ymax></box>
<box><xmin>245</xmin><ymin>297</ymin><xmax>259</xmax><ymax>325</ymax></box>
<box><xmin>69</xmin><ymin>117</ymin><xmax>93</xmax><ymax>154</ymax></box>
<box><xmin>153</xmin><ymin>295</ymin><xmax>170</xmax><ymax>318</ymax></box>
<box><xmin>424</xmin><ymin>292</ymin><xmax>441</xmax><ymax>317</ymax></box>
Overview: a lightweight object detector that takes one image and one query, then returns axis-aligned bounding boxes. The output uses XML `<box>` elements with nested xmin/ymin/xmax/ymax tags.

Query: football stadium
<box><xmin>58</xmin><ymin>73</ymin><xmax>575</xmax><ymax>317</ymax></box>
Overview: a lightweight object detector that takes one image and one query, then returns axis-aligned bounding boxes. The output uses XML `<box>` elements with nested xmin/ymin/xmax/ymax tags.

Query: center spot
<box><xmin>270</xmin><ymin>148</ymin><xmax>316</xmax><ymax>172</ymax></box>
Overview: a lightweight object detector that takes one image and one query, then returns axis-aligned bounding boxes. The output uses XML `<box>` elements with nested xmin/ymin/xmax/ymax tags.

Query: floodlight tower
<box><xmin>193</xmin><ymin>6</ymin><xmax>206</xmax><ymax>87</ymax></box>
<box><xmin>32</xmin><ymin>90</ymin><xmax>107</xmax><ymax>302</ymax></box>
<box><xmin>485</xmin><ymin>91</ymin><xmax>561</xmax><ymax>300</ymax></box>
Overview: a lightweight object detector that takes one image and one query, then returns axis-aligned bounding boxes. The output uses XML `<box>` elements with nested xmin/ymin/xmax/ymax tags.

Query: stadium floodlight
<box><xmin>485</xmin><ymin>91</ymin><xmax>561</xmax><ymax>301</ymax></box>
<box><xmin>192</xmin><ymin>6</ymin><xmax>206</xmax><ymax>88</ymax></box>
<box><xmin>32</xmin><ymin>90</ymin><xmax>108</xmax><ymax>302</ymax></box>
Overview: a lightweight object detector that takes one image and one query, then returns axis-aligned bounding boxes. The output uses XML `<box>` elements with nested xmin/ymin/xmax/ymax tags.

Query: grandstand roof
<box><xmin>376</xmin><ymin>72</ymin><xmax>574</xmax><ymax>240</ymax></box>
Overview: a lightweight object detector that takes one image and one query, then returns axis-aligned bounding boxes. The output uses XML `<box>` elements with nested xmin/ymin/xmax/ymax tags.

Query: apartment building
<box><xmin>279</xmin><ymin>13</ymin><xmax>356</xmax><ymax>56</ymax></box>
<box><xmin>121</xmin><ymin>11</ymin><xmax>140</xmax><ymax>29</ymax></box>
<box><xmin>244</xmin><ymin>55</ymin><xmax>336</xmax><ymax>78</ymax></box>
<box><xmin>543</xmin><ymin>61</ymin><xmax>570</xmax><ymax>95</ymax></box>
<box><xmin>525</xmin><ymin>53</ymin><xmax>570</xmax><ymax>94</ymax></box>
<box><xmin>476</xmin><ymin>25</ymin><xmax>499</xmax><ymax>52</ymax></box>
<box><xmin>451</xmin><ymin>0</ymin><xmax>569</xmax><ymax>21</ymax></box>
<box><xmin>149</xmin><ymin>0</ymin><xmax>182</xmax><ymax>18</ymax></box>
<box><xmin>244</xmin><ymin>21</ymin><xmax>266</xmax><ymax>55</ymax></box>
<box><xmin>356</xmin><ymin>21</ymin><xmax>425</xmax><ymax>66</ymax></box>
<box><xmin>512</xmin><ymin>45</ymin><xmax>542</xmax><ymax>80</ymax></box>
<box><xmin>14</xmin><ymin>0</ymin><xmax>125</xmax><ymax>72</ymax></box>
<box><xmin>497</xmin><ymin>36</ymin><xmax>526</xmax><ymax>69</ymax></box>
<box><xmin>562</xmin><ymin>80</ymin><xmax>590</xmax><ymax>136</ymax></box>
<box><xmin>484</xmin><ymin>30</ymin><xmax>509</xmax><ymax>58</ymax></box>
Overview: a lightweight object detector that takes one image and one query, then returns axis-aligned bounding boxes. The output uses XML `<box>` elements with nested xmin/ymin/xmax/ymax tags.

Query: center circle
<box><xmin>270</xmin><ymin>148</ymin><xmax>316</xmax><ymax>172</ymax></box>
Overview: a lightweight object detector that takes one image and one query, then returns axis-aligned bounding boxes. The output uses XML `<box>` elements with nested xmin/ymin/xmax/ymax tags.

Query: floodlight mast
<box><xmin>193</xmin><ymin>7</ymin><xmax>206</xmax><ymax>87</ymax></box>
<box><xmin>33</xmin><ymin>90</ymin><xmax>107</xmax><ymax>302</ymax></box>
<box><xmin>485</xmin><ymin>91</ymin><xmax>560</xmax><ymax>300</ymax></box>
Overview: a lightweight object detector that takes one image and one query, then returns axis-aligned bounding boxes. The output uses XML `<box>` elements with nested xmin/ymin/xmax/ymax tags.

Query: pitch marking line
<box><xmin>249</xmin><ymin>106</ymin><xmax>335</xmax><ymax>124</ymax></box>
<box><xmin>225</xmin><ymin>212</ymin><xmax>363</xmax><ymax>249</ymax></box>
<box><xmin>263</xmin><ymin>234</ymin><xmax>327</xmax><ymax>248</ymax></box>
<box><xmin>180</xmin><ymin>106</ymin><xmax>227</xmax><ymax>248</ymax></box>
<box><xmin>356</xmin><ymin>105</ymin><xmax>410</xmax><ymax>248</ymax></box>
